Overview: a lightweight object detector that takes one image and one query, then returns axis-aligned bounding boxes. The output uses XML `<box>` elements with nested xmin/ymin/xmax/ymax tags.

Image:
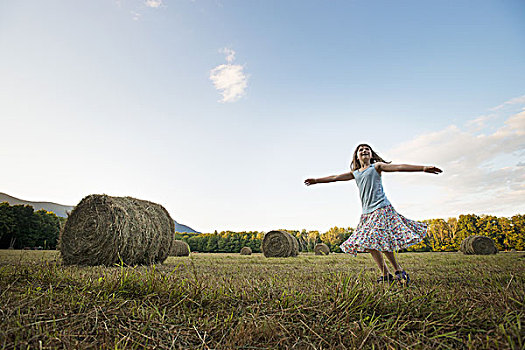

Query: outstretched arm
<box><xmin>375</xmin><ymin>162</ymin><xmax>442</xmax><ymax>174</ymax></box>
<box><xmin>304</xmin><ymin>172</ymin><xmax>355</xmax><ymax>186</ymax></box>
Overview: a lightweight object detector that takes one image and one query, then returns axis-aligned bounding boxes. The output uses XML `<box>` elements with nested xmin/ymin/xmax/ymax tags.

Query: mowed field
<box><xmin>0</xmin><ymin>250</ymin><xmax>523</xmax><ymax>349</ymax></box>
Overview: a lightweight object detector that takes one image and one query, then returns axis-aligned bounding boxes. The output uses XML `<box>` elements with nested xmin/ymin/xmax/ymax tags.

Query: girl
<box><xmin>304</xmin><ymin>143</ymin><xmax>442</xmax><ymax>285</ymax></box>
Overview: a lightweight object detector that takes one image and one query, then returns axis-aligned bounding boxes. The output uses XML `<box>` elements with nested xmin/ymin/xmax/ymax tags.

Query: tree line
<box><xmin>412</xmin><ymin>214</ymin><xmax>524</xmax><ymax>252</ymax></box>
<box><xmin>0</xmin><ymin>203</ymin><xmax>64</xmax><ymax>249</ymax></box>
<box><xmin>176</xmin><ymin>214</ymin><xmax>525</xmax><ymax>253</ymax></box>
<box><xmin>0</xmin><ymin>201</ymin><xmax>523</xmax><ymax>252</ymax></box>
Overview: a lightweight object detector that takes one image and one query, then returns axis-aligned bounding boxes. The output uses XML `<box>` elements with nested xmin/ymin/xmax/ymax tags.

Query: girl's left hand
<box><xmin>424</xmin><ymin>166</ymin><xmax>442</xmax><ymax>174</ymax></box>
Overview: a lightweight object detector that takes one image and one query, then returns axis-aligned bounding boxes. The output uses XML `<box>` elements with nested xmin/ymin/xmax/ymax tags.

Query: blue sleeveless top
<box><xmin>352</xmin><ymin>163</ymin><xmax>391</xmax><ymax>214</ymax></box>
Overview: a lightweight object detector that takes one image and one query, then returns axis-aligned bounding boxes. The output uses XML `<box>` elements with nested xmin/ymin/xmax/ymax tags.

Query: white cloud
<box><xmin>491</xmin><ymin>94</ymin><xmax>525</xmax><ymax>111</ymax></box>
<box><xmin>385</xmin><ymin>98</ymin><xmax>525</xmax><ymax>218</ymax></box>
<box><xmin>209</xmin><ymin>48</ymin><xmax>248</xmax><ymax>103</ymax></box>
<box><xmin>465</xmin><ymin>113</ymin><xmax>498</xmax><ymax>132</ymax></box>
<box><xmin>145</xmin><ymin>0</ymin><xmax>163</xmax><ymax>8</ymax></box>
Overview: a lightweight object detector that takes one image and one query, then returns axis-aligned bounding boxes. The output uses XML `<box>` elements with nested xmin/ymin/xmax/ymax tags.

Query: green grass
<box><xmin>1</xmin><ymin>251</ymin><xmax>524</xmax><ymax>349</ymax></box>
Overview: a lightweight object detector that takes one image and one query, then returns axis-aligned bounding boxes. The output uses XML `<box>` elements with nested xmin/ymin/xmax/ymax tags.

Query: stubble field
<box><xmin>0</xmin><ymin>250</ymin><xmax>523</xmax><ymax>349</ymax></box>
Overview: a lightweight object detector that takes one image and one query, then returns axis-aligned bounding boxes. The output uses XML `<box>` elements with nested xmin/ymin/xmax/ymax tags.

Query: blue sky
<box><xmin>1</xmin><ymin>0</ymin><xmax>524</xmax><ymax>232</ymax></box>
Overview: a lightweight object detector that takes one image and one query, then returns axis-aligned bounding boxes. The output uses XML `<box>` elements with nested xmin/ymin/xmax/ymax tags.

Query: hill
<box><xmin>0</xmin><ymin>192</ymin><xmax>74</xmax><ymax>218</ymax></box>
<box><xmin>174</xmin><ymin>221</ymin><xmax>198</xmax><ymax>233</ymax></box>
<box><xmin>0</xmin><ymin>192</ymin><xmax>199</xmax><ymax>233</ymax></box>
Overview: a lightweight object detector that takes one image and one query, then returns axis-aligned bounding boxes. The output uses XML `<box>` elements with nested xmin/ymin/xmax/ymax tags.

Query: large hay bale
<box><xmin>171</xmin><ymin>240</ymin><xmax>190</xmax><ymax>257</ymax></box>
<box><xmin>240</xmin><ymin>246</ymin><xmax>252</xmax><ymax>255</ymax></box>
<box><xmin>460</xmin><ymin>235</ymin><xmax>498</xmax><ymax>255</ymax></box>
<box><xmin>60</xmin><ymin>194</ymin><xmax>175</xmax><ymax>266</ymax></box>
<box><xmin>262</xmin><ymin>230</ymin><xmax>298</xmax><ymax>258</ymax></box>
<box><xmin>314</xmin><ymin>243</ymin><xmax>330</xmax><ymax>255</ymax></box>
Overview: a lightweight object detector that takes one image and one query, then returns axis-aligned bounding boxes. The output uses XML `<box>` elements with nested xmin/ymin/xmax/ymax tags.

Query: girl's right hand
<box><xmin>304</xmin><ymin>178</ymin><xmax>317</xmax><ymax>186</ymax></box>
<box><xmin>423</xmin><ymin>166</ymin><xmax>442</xmax><ymax>174</ymax></box>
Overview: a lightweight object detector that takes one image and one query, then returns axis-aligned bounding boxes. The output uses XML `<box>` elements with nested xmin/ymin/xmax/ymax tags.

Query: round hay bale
<box><xmin>60</xmin><ymin>194</ymin><xmax>175</xmax><ymax>266</ymax></box>
<box><xmin>171</xmin><ymin>240</ymin><xmax>190</xmax><ymax>257</ymax></box>
<box><xmin>290</xmin><ymin>233</ymin><xmax>299</xmax><ymax>256</ymax></box>
<box><xmin>463</xmin><ymin>236</ymin><xmax>478</xmax><ymax>254</ymax></box>
<box><xmin>240</xmin><ymin>246</ymin><xmax>252</xmax><ymax>255</ymax></box>
<box><xmin>460</xmin><ymin>235</ymin><xmax>498</xmax><ymax>255</ymax></box>
<box><xmin>314</xmin><ymin>243</ymin><xmax>330</xmax><ymax>255</ymax></box>
<box><xmin>459</xmin><ymin>236</ymin><xmax>475</xmax><ymax>253</ymax></box>
<box><xmin>470</xmin><ymin>236</ymin><xmax>498</xmax><ymax>255</ymax></box>
<box><xmin>262</xmin><ymin>230</ymin><xmax>297</xmax><ymax>258</ymax></box>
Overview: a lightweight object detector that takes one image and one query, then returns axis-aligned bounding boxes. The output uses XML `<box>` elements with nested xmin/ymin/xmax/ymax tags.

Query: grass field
<box><xmin>1</xmin><ymin>250</ymin><xmax>524</xmax><ymax>349</ymax></box>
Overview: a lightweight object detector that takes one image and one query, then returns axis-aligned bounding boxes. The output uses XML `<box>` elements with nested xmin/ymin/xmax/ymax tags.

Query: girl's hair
<box><xmin>350</xmin><ymin>143</ymin><xmax>390</xmax><ymax>171</ymax></box>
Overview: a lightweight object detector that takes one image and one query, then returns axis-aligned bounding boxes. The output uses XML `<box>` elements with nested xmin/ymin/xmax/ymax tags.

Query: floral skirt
<box><xmin>340</xmin><ymin>205</ymin><xmax>427</xmax><ymax>256</ymax></box>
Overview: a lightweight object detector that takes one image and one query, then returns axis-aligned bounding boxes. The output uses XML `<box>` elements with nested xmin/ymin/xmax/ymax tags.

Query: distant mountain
<box><xmin>0</xmin><ymin>192</ymin><xmax>199</xmax><ymax>233</ymax></box>
<box><xmin>0</xmin><ymin>192</ymin><xmax>74</xmax><ymax>217</ymax></box>
<box><xmin>174</xmin><ymin>221</ymin><xmax>199</xmax><ymax>233</ymax></box>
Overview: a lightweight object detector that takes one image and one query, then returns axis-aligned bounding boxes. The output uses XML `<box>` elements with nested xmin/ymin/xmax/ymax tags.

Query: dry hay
<box><xmin>171</xmin><ymin>240</ymin><xmax>190</xmax><ymax>257</ymax></box>
<box><xmin>240</xmin><ymin>247</ymin><xmax>252</xmax><ymax>255</ymax></box>
<box><xmin>262</xmin><ymin>230</ymin><xmax>299</xmax><ymax>258</ymax></box>
<box><xmin>314</xmin><ymin>243</ymin><xmax>330</xmax><ymax>255</ymax></box>
<box><xmin>291</xmin><ymin>233</ymin><xmax>299</xmax><ymax>256</ymax></box>
<box><xmin>60</xmin><ymin>194</ymin><xmax>175</xmax><ymax>266</ymax></box>
<box><xmin>460</xmin><ymin>235</ymin><xmax>498</xmax><ymax>255</ymax></box>
<box><xmin>459</xmin><ymin>236</ymin><xmax>471</xmax><ymax>253</ymax></box>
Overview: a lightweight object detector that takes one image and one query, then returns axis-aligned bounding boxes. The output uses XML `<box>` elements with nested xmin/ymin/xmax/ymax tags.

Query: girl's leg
<box><xmin>368</xmin><ymin>249</ymin><xmax>390</xmax><ymax>276</ymax></box>
<box><xmin>383</xmin><ymin>251</ymin><xmax>410</xmax><ymax>285</ymax></box>
<box><xmin>383</xmin><ymin>251</ymin><xmax>401</xmax><ymax>272</ymax></box>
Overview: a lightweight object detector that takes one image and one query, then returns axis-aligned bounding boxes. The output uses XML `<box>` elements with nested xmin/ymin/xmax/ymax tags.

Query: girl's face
<box><xmin>357</xmin><ymin>145</ymin><xmax>372</xmax><ymax>164</ymax></box>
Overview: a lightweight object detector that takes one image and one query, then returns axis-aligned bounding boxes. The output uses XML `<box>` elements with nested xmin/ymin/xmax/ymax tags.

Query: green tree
<box><xmin>320</xmin><ymin>226</ymin><xmax>353</xmax><ymax>252</ymax></box>
<box><xmin>498</xmin><ymin>217</ymin><xmax>514</xmax><ymax>250</ymax></box>
<box><xmin>425</xmin><ymin>218</ymin><xmax>454</xmax><ymax>251</ymax></box>
<box><xmin>479</xmin><ymin>215</ymin><xmax>504</xmax><ymax>251</ymax></box>
<box><xmin>11</xmin><ymin>205</ymin><xmax>38</xmax><ymax>248</ymax></box>
<box><xmin>205</xmin><ymin>234</ymin><xmax>219</xmax><ymax>252</ymax></box>
<box><xmin>33</xmin><ymin>210</ymin><xmax>61</xmax><ymax>249</ymax></box>
<box><xmin>510</xmin><ymin>215</ymin><xmax>525</xmax><ymax>250</ymax></box>
<box><xmin>0</xmin><ymin>202</ymin><xmax>15</xmax><ymax>248</ymax></box>
<box><xmin>447</xmin><ymin>217</ymin><xmax>459</xmax><ymax>250</ymax></box>
<box><xmin>455</xmin><ymin>214</ymin><xmax>480</xmax><ymax>250</ymax></box>
<box><xmin>306</xmin><ymin>230</ymin><xmax>320</xmax><ymax>252</ymax></box>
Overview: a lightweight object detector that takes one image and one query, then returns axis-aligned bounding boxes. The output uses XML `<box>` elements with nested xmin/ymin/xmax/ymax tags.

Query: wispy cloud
<box><xmin>118</xmin><ymin>0</ymin><xmax>163</xmax><ymax>21</ymax></box>
<box><xmin>491</xmin><ymin>95</ymin><xmax>525</xmax><ymax>111</ymax></box>
<box><xmin>222</xmin><ymin>48</ymin><xmax>235</xmax><ymax>64</ymax></box>
<box><xmin>131</xmin><ymin>11</ymin><xmax>141</xmax><ymax>21</ymax></box>
<box><xmin>386</xmin><ymin>95</ymin><xmax>525</xmax><ymax>218</ymax></box>
<box><xmin>209</xmin><ymin>48</ymin><xmax>248</xmax><ymax>103</ymax></box>
<box><xmin>145</xmin><ymin>0</ymin><xmax>163</xmax><ymax>8</ymax></box>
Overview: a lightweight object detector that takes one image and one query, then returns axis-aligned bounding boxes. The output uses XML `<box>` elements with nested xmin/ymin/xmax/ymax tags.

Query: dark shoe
<box><xmin>395</xmin><ymin>270</ymin><xmax>410</xmax><ymax>286</ymax></box>
<box><xmin>376</xmin><ymin>273</ymin><xmax>395</xmax><ymax>283</ymax></box>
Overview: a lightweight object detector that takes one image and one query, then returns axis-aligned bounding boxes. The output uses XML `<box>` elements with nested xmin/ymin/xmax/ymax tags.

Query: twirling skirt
<box><xmin>340</xmin><ymin>205</ymin><xmax>427</xmax><ymax>256</ymax></box>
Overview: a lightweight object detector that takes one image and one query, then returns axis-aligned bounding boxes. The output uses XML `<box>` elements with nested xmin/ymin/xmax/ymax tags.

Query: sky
<box><xmin>1</xmin><ymin>0</ymin><xmax>524</xmax><ymax>233</ymax></box>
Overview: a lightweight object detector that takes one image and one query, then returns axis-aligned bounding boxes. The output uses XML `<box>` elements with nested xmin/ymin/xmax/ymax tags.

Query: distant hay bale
<box><xmin>171</xmin><ymin>240</ymin><xmax>190</xmax><ymax>257</ymax></box>
<box><xmin>459</xmin><ymin>236</ymin><xmax>475</xmax><ymax>253</ymax></box>
<box><xmin>314</xmin><ymin>243</ymin><xmax>330</xmax><ymax>255</ymax></box>
<box><xmin>291</xmin><ymin>233</ymin><xmax>299</xmax><ymax>256</ymax></box>
<box><xmin>470</xmin><ymin>236</ymin><xmax>498</xmax><ymax>255</ymax></box>
<box><xmin>262</xmin><ymin>230</ymin><xmax>298</xmax><ymax>258</ymax></box>
<box><xmin>240</xmin><ymin>247</ymin><xmax>252</xmax><ymax>255</ymax></box>
<box><xmin>460</xmin><ymin>235</ymin><xmax>498</xmax><ymax>255</ymax></box>
<box><xmin>60</xmin><ymin>194</ymin><xmax>175</xmax><ymax>266</ymax></box>
<box><xmin>459</xmin><ymin>236</ymin><xmax>476</xmax><ymax>254</ymax></box>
